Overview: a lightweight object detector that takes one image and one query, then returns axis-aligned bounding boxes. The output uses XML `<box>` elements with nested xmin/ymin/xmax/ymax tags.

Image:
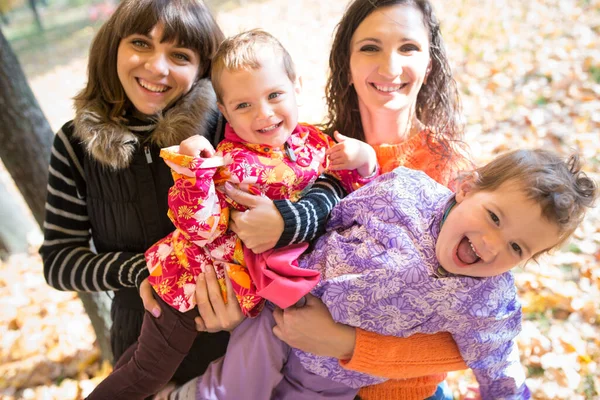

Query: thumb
<box><xmin>333</xmin><ymin>131</ymin><xmax>348</xmax><ymax>143</ymax></box>
<box><xmin>140</xmin><ymin>279</ymin><xmax>161</xmax><ymax>318</ymax></box>
<box><xmin>224</xmin><ymin>182</ymin><xmax>259</xmax><ymax>208</ymax></box>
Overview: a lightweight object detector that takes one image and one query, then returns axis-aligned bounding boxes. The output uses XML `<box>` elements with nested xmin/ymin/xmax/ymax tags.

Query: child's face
<box><xmin>117</xmin><ymin>23</ymin><xmax>200</xmax><ymax>116</ymax></box>
<box><xmin>436</xmin><ymin>178</ymin><xmax>560</xmax><ymax>277</ymax></box>
<box><xmin>217</xmin><ymin>49</ymin><xmax>301</xmax><ymax>148</ymax></box>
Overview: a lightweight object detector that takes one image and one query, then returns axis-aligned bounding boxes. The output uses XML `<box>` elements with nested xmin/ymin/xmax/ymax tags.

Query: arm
<box><xmin>274</xmin><ymin>173</ymin><xmax>346</xmax><ymax>247</ymax></box>
<box><xmin>272</xmin><ymin>294</ymin><xmax>467</xmax><ymax>380</ymax></box>
<box><xmin>159</xmin><ymin>147</ymin><xmax>227</xmax><ymax>246</ymax></box>
<box><xmin>343</xmin><ymin>329</ymin><xmax>467</xmax><ymax>379</ymax></box>
<box><xmin>40</xmin><ymin>126</ymin><xmax>148</xmax><ymax>292</ymax></box>
<box><xmin>225</xmin><ymin>173</ymin><xmax>347</xmax><ymax>253</ymax></box>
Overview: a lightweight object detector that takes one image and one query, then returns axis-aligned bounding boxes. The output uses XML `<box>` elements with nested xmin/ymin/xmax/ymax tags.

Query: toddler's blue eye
<box><xmin>236</xmin><ymin>102</ymin><xmax>250</xmax><ymax>110</ymax></box>
<box><xmin>268</xmin><ymin>92</ymin><xmax>281</xmax><ymax>100</ymax></box>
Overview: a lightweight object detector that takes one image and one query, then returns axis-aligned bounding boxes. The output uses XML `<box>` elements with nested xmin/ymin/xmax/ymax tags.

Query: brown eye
<box><xmin>360</xmin><ymin>45</ymin><xmax>379</xmax><ymax>52</ymax></box>
<box><xmin>399</xmin><ymin>43</ymin><xmax>419</xmax><ymax>52</ymax></box>
<box><xmin>511</xmin><ymin>243</ymin><xmax>522</xmax><ymax>256</ymax></box>
<box><xmin>488</xmin><ymin>210</ymin><xmax>500</xmax><ymax>226</ymax></box>
<box><xmin>132</xmin><ymin>39</ymin><xmax>149</xmax><ymax>49</ymax></box>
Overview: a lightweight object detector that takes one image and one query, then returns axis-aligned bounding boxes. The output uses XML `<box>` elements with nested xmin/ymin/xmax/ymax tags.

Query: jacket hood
<box><xmin>73</xmin><ymin>78</ymin><xmax>219</xmax><ymax>170</ymax></box>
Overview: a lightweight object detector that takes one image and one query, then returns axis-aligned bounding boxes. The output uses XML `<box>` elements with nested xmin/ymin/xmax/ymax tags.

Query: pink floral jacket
<box><xmin>146</xmin><ymin>123</ymin><xmax>375</xmax><ymax>316</ymax></box>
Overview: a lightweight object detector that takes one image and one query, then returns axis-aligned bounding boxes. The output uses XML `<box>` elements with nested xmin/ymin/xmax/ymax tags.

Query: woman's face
<box><xmin>349</xmin><ymin>4</ymin><xmax>431</xmax><ymax>115</ymax></box>
<box><xmin>117</xmin><ymin>23</ymin><xmax>200</xmax><ymax>116</ymax></box>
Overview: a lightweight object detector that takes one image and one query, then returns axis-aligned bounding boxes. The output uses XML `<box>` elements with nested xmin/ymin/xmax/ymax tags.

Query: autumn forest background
<box><xmin>0</xmin><ymin>0</ymin><xmax>599</xmax><ymax>399</ymax></box>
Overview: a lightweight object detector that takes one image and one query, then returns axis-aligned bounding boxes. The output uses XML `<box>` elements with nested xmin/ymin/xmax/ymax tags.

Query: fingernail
<box><xmin>224</xmin><ymin>182</ymin><xmax>234</xmax><ymax>191</ymax></box>
<box><xmin>152</xmin><ymin>307</ymin><xmax>161</xmax><ymax>318</ymax></box>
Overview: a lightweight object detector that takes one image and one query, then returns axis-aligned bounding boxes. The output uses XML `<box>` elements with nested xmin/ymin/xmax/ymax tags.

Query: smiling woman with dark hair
<box><xmin>162</xmin><ymin>0</ymin><xmax>473</xmax><ymax>399</ymax></box>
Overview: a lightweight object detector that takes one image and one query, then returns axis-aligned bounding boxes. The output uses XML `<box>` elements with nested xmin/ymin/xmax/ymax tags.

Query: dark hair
<box><xmin>471</xmin><ymin>149</ymin><xmax>598</xmax><ymax>256</ymax></box>
<box><xmin>75</xmin><ymin>0</ymin><xmax>224</xmax><ymax>121</ymax></box>
<box><xmin>323</xmin><ymin>0</ymin><xmax>461</xmax><ymax>157</ymax></box>
<box><xmin>211</xmin><ymin>29</ymin><xmax>297</xmax><ymax>104</ymax></box>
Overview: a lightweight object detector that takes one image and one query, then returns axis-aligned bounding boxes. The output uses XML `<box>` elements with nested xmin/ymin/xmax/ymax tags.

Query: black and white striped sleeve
<box><xmin>274</xmin><ymin>173</ymin><xmax>347</xmax><ymax>248</ymax></box>
<box><xmin>39</xmin><ymin>125</ymin><xmax>148</xmax><ymax>292</ymax></box>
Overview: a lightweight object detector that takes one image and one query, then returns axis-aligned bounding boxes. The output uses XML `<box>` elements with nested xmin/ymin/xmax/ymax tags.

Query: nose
<box><xmin>256</xmin><ymin>102</ymin><xmax>274</xmax><ymax>120</ymax></box>
<box><xmin>481</xmin><ymin>232</ymin><xmax>503</xmax><ymax>257</ymax></box>
<box><xmin>145</xmin><ymin>53</ymin><xmax>169</xmax><ymax>77</ymax></box>
<box><xmin>378</xmin><ymin>51</ymin><xmax>403</xmax><ymax>78</ymax></box>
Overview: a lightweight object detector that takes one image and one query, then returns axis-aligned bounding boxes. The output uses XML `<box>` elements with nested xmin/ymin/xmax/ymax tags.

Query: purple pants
<box><xmin>195</xmin><ymin>305</ymin><xmax>357</xmax><ymax>400</ymax></box>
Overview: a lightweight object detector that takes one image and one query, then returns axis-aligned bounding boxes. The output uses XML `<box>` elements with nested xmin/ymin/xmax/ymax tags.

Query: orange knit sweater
<box><xmin>345</xmin><ymin>131</ymin><xmax>471</xmax><ymax>400</ymax></box>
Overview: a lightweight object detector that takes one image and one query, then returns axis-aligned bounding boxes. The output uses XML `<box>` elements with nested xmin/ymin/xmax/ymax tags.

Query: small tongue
<box><xmin>457</xmin><ymin>237</ymin><xmax>480</xmax><ymax>265</ymax></box>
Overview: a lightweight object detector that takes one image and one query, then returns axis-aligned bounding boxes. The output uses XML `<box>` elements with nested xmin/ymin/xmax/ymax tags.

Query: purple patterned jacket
<box><xmin>296</xmin><ymin>167</ymin><xmax>530</xmax><ymax>400</ymax></box>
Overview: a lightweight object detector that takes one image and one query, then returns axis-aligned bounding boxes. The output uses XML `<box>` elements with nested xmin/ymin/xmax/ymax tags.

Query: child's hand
<box><xmin>179</xmin><ymin>135</ymin><xmax>216</xmax><ymax>157</ymax></box>
<box><xmin>326</xmin><ymin>131</ymin><xmax>377</xmax><ymax>177</ymax></box>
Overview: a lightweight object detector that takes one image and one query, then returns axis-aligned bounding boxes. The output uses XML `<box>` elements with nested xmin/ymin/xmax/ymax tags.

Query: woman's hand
<box><xmin>139</xmin><ymin>278</ymin><xmax>162</xmax><ymax>318</ymax></box>
<box><xmin>179</xmin><ymin>135</ymin><xmax>216</xmax><ymax>157</ymax></box>
<box><xmin>194</xmin><ymin>264</ymin><xmax>245</xmax><ymax>332</ymax></box>
<box><xmin>272</xmin><ymin>294</ymin><xmax>356</xmax><ymax>360</ymax></box>
<box><xmin>225</xmin><ymin>183</ymin><xmax>284</xmax><ymax>253</ymax></box>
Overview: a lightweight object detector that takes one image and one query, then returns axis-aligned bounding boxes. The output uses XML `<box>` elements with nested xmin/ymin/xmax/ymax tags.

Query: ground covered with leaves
<box><xmin>1</xmin><ymin>0</ymin><xmax>599</xmax><ymax>398</ymax></box>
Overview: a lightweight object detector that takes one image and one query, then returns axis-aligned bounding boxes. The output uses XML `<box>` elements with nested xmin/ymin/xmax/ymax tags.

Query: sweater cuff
<box><xmin>116</xmin><ymin>253</ymin><xmax>148</xmax><ymax>289</ymax></box>
<box><xmin>340</xmin><ymin>328</ymin><xmax>377</xmax><ymax>373</ymax></box>
<box><xmin>274</xmin><ymin>199</ymin><xmax>302</xmax><ymax>248</ymax></box>
<box><xmin>342</xmin><ymin>328</ymin><xmax>467</xmax><ymax>380</ymax></box>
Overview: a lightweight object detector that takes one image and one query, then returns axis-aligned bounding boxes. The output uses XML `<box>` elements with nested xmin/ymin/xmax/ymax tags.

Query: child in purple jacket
<box><xmin>170</xmin><ymin>149</ymin><xmax>596</xmax><ymax>400</ymax></box>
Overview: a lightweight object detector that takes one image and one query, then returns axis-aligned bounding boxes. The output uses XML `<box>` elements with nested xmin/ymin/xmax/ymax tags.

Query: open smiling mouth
<box><xmin>370</xmin><ymin>82</ymin><xmax>408</xmax><ymax>93</ymax></box>
<box><xmin>456</xmin><ymin>236</ymin><xmax>481</xmax><ymax>265</ymax></box>
<box><xmin>137</xmin><ymin>78</ymin><xmax>170</xmax><ymax>93</ymax></box>
<box><xmin>257</xmin><ymin>121</ymin><xmax>283</xmax><ymax>133</ymax></box>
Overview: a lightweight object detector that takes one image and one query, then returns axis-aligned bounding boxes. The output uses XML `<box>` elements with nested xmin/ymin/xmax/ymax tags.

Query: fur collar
<box><xmin>73</xmin><ymin>78</ymin><xmax>218</xmax><ymax>170</ymax></box>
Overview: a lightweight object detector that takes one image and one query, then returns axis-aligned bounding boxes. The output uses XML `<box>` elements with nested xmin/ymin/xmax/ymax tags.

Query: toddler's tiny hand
<box><xmin>326</xmin><ymin>131</ymin><xmax>376</xmax><ymax>177</ymax></box>
<box><xmin>179</xmin><ymin>135</ymin><xmax>216</xmax><ymax>157</ymax></box>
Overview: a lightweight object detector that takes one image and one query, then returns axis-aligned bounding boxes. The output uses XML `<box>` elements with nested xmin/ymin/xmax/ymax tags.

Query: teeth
<box><xmin>138</xmin><ymin>79</ymin><xmax>168</xmax><ymax>93</ymax></box>
<box><xmin>259</xmin><ymin>123</ymin><xmax>280</xmax><ymax>133</ymax></box>
<box><xmin>373</xmin><ymin>83</ymin><xmax>404</xmax><ymax>92</ymax></box>
<box><xmin>469</xmin><ymin>239</ymin><xmax>481</xmax><ymax>259</ymax></box>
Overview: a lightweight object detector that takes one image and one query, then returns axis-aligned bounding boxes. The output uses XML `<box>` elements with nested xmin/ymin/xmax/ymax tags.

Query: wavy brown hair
<box><xmin>323</xmin><ymin>0</ymin><xmax>462</xmax><ymax>158</ymax></box>
<box><xmin>74</xmin><ymin>0</ymin><xmax>224</xmax><ymax>121</ymax></box>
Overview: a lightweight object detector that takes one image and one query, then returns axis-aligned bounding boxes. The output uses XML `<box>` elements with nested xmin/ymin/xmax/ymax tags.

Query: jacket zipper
<box><xmin>284</xmin><ymin>142</ymin><xmax>297</xmax><ymax>162</ymax></box>
<box><xmin>144</xmin><ymin>146</ymin><xmax>153</xmax><ymax>164</ymax></box>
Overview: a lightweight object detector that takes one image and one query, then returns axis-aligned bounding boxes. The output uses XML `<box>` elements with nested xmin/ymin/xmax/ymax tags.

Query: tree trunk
<box><xmin>0</xmin><ymin>169</ymin><xmax>37</xmax><ymax>254</ymax></box>
<box><xmin>0</xmin><ymin>28</ymin><xmax>113</xmax><ymax>363</ymax></box>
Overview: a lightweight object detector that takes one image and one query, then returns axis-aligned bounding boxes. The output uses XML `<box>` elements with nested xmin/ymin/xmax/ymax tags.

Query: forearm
<box><xmin>342</xmin><ymin>329</ymin><xmax>467</xmax><ymax>380</ymax></box>
<box><xmin>41</xmin><ymin>244</ymin><xmax>147</xmax><ymax>291</ymax></box>
<box><xmin>162</xmin><ymin>151</ymin><xmax>227</xmax><ymax>244</ymax></box>
<box><xmin>274</xmin><ymin>174</ymin><xmax>346</xmax><ymax>247</ymax></box>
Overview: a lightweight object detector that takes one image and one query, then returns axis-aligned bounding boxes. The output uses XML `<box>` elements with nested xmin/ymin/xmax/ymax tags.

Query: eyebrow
<box><xmin>354</xmin><ymin>36</ymin><xmax>417</xmax><ymax>46</ymax></box>
<box><xmin>133</xmin><ymin>32</ymin><xmax>192</xmax><ymax>51</ymax></box>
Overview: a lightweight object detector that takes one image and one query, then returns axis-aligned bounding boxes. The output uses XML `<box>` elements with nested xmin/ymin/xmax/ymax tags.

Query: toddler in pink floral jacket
<box><xmin>87</xmin><ymin>30</ymin><xmax>377</xmax><ymax>399</ymax></box>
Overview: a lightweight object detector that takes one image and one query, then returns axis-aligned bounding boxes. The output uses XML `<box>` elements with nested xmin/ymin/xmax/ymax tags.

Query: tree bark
<box><xmin>0</xmin><ymin>28</ymin><xmax>113</xmax><ymax>363</ymax></box>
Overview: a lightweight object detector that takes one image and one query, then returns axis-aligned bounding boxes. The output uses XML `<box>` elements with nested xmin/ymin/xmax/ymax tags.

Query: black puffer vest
<box><xmin>73</xmin><ymin>79</ymin><xmax>229</xmax><ymax>380</ymax></box>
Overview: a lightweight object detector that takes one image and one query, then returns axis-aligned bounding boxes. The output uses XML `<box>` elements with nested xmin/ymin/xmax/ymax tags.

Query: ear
<box><xmin>217</xmin><ymin>102</ymin><xmax>229</xmax><ymax>122</ymax></box>
<box><xmin>294</xmin><ymin>75</ymin><xmax>303</xmax><ymax>95</ymax></box>
<box><xmin>455</xmin><ymin>172</ymin><xmax>478</xmax><ymax>203</ymax></box>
